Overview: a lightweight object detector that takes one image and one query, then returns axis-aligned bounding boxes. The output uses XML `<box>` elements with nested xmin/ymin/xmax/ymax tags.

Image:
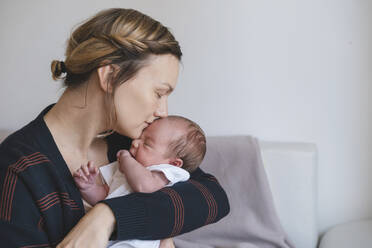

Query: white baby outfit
<box><xmin>97</xmin><ymin>161</ymin><xmax>190</xmax><ymax>248</ymax></box>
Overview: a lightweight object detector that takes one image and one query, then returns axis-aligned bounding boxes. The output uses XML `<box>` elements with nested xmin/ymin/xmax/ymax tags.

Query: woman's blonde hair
<box><xmin>50</xmin><ymin>8</ymin><xmax>182</xmax><ymax>133</ymax></box>
<box><xmin>51</xmin><ymin>8</ymin><xmax>181</xmax><ymax>86</ymax></box>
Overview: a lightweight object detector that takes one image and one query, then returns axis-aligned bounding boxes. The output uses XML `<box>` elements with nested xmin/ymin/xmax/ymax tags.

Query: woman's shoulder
<box><xmin>0</xmin><ymin>104</ymin><xmax>57</xmax><ymax>170</ymax></box>
<box><xmin>0</xmin><ymin>120</ymin><xmax>41</xmax><ymax>170</ymax></box>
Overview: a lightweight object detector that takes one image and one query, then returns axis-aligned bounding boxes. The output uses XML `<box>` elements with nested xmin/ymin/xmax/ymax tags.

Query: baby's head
<box><xmin>129</xmin><ymin>115</ymin><xmax>206</xmax><ymax>172</ymax></box>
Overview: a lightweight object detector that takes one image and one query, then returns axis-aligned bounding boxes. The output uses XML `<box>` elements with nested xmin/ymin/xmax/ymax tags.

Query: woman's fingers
<box><xmin>57</xmin><ymin>203</ymin><xmax>114</xmax><ymax>248</ymax></box>
<box><xmin>159</xmin><ymin>238</ymin><xmax>175</xmax><ymax>248</ymax></box>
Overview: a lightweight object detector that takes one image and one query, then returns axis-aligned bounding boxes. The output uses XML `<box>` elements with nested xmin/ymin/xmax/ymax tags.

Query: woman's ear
<box><xmin>97</xmin><ymin>64</ymin><xmax>115</xmax><ymax>93</ymax></box>
<box><xmin>169</xmin><ymin>158</ymin><xmax>183</xmax><ymax>168</ymax></box>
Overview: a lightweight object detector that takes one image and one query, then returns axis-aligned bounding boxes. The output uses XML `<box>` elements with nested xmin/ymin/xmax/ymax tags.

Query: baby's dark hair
<box><xmin>161</xmin><ymin>115</ymin><xmax>206</xmax><ymax>172</ymax></box>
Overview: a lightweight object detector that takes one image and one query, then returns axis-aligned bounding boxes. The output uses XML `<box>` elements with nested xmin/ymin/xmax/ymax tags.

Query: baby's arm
<box><xmin>73</xmin><ymin>161</ymin><xmax>109</xmax><ymax>206</ymax></box>
<box><xmin>117</xmin><ymin>150</ymin><xmax>169</xmax><ymax>193</ymax></box>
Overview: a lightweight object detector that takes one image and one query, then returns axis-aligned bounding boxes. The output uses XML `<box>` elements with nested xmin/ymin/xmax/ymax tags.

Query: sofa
<box><xmin>174</xmin><ymin>136</ymin><xmax>318</xmax><ymax>248</ymax></box>
<box><xmin>1</xmin><ymin>130</ymin><xmax>320</xmax><ymax>247</ymax></box>
<box><xmin>319</xmin><ymin>219</ymin><xmax>372</xmax><ymax>248</ymax></box>
<box><xmin>258</xmin><ymin>139</ymin><xmax>318</xmax><ymax>248</ymax></box>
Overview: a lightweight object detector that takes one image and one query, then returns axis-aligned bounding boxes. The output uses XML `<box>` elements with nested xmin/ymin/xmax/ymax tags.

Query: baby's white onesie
<box><xmin>97</xmin><ymin>161</ymin><xmax>190</xmax><ymax>248</ymax></box>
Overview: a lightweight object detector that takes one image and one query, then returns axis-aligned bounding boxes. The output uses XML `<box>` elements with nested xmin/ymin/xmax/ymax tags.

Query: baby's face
<box><xmin>129</xmin><ymin>119</ymin><xmax>184</xmax><ymax>167</ymax></box>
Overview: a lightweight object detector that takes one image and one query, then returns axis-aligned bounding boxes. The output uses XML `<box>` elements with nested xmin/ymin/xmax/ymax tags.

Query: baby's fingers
<box><xmin>81</xmin><ymin>163</ymin><xmax>90</xmax><ymax>177</ymax></box>
<box><xmin>72</xmin><ymin>170</ymin><xmax>80</xmax><ymax>178</ymax></box>
<box><xmin>87</xmin><ymin>161</ymin><xmax>98</xmax><ymax>174</ymax></box>
<box><xmin>77</xmin><ymin>168</ymin><xmax>88</xmax><ymax>182</ymax></box>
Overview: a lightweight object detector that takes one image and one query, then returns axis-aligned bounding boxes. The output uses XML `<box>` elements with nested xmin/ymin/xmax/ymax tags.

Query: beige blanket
<box><xmin>174</xmin><ymin>136</ymin><xmax>295</xmax><ymax>248</ymax></box>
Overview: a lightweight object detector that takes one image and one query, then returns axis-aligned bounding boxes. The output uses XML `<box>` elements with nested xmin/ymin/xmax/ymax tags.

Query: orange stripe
<box><xmin>39</xmin><ymin>195</ymin><xmax>59</xmax><ymax>209</ymax></box>
<box><xmin>161</xmin><ymin>188</ymin><xmax>184</xmax><ymax>236</ymax></box>
<box><xmin>62</xmin><ymin>199</ymin><xmax>79</xmax><ymax>208</ymax></box>
<box><xmin>15</xmin><ymin>154</ymin><xmax>47</xmax><ymax>171</ymax></box>
<box><xmin>1</xmin><ymin>171</ymin><xmax>11</xmax><ymax>220</ymax></box>
<box><xmin>163</xmin><ymin>188</ymin><xmax>180</xmax><ymax>236</ymax></box>
<box><xmin>37</xmin><ymin>192</ymin><xmax>80</xmax><ymax>211</ymax></box>
<box><xmin>12</xmin><ymin>153</ymin><xmax>41</xmax><ymax>169</ymax></box>
<box><xmin>169</xmin><ymin>190</ymin><xmax>182</xmax><ymax>236</ymax></box>
<box><xmin>2</xmin><ymin>153</ymin><xmax>49</xmax><ymax>220</ymax></box>
<box><xmin>60</xmin><ymin>194</ymin><xmax>79</xmax><ymax>207</ymax></box>
<box><xmin>11</xmin><ymin>153</ymin><xmax>44</xmax><ymax>173</ymax></box>
<box><xmin>171</xmin><ymin>190</ymin><xmax>183</xmax><ymax>235</ymax></box>
<box><xmin>0</xmin><ymin>169</ymin><xmax>11</xmax><ymax>219</ymax></box>
<box><xmin>37</xmin><ymin>192</ymin><xmax>58</xmax><ymax>205</ymax></box>
<box><xmin>6</xmin><ymin>173</ymin><xmax>18</xmax><ymax>221</ymax></box>
<box><xmin>199</xmin><ymin>182</ymin><xmax>217</xmax><ymax>224</ymax></box>
<box><xmin>40</xmin><ymin>198</ymin><xmax>61</xmax><ymax>212</ymax></box>
<box><xmin>3</xmin><ymin>171</ymin><xmax>17</xmax><ymax>221</ymax></box>
<box><xmin>202</xmin><ymin>184</ymin><xmax>217</xmax><ymax>224</ymax></box>
<box><xmin>0</xmin><ymin>153</ymin><xmax>39</xmax><ymax>219</ymax></box>
<box><xmin>16</xmin><ymin>159</ymin><xmax>50</xmax><ymax>173</ymax></box>
<box><xmin>190</xmin><ymin>180</ymin><xmax>218</xmax><ymax>224</ymax></box>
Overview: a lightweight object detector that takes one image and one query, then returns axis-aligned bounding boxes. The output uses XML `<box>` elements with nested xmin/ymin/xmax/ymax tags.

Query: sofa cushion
<box><xmin>319</xmin><ymin>219</ymin><xmax>372</xmax><ymax>248</ymax></box>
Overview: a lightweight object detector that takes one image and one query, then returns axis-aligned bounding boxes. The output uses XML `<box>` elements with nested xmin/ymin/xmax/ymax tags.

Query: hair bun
<box><xmin>60</xmin><ymin>61</ymin><xmax>67</xmax><ymax>73</ymax></box>
<box><xmin>51</xmin><ymin>60</ymin><xmax>67</xmax><ymax>81</ymax></box>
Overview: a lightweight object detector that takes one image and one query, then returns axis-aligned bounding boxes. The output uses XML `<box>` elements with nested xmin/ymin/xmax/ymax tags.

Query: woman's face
<box><xmin>113</xmin><ymin>54</ymin><xmax>180</xmax><ymax>139</ymax></box>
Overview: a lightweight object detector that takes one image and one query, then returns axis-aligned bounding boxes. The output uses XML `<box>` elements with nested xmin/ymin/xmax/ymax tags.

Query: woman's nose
<box><xmin>155</xmin><ymin>97</ymin><xmax>168</xmax><ymax>118</ymax></box>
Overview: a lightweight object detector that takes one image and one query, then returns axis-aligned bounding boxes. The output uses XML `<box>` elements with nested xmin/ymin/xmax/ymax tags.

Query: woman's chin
<box><xmin>125</xmin><ymin>129</ymin><xmax>143</xmax><ymax>140</ymax></box>
<box><xmin>115</xmin><ymin>125</ymin><xmax>145</xmax><ymax>139</ymax></box>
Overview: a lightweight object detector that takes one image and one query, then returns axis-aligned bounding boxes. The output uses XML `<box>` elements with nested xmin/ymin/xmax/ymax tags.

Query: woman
<box><xmin>0</xmin><ymin>8</ymin><xmax>229</xmax><ymax>247</ymax></box>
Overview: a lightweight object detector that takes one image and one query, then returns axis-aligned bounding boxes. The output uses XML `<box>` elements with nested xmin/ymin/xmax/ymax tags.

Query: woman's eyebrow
<box><xmin>161</xmin><ymin>82</ymin><xmax>174</xmax><ymax>94</ymax></box>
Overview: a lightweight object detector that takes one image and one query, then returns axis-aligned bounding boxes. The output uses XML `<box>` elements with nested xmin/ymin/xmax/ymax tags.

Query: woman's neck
<box><xmin>44</xmin><ymin>83</ymin><xmax>108</xmax><ymax>159</ymax></box>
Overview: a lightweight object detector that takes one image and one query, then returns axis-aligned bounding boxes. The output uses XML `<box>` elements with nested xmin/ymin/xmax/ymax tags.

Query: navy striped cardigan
<box><xmin>0</xmin><ymin>105</ymin><xmax>230</xmax><ymax>248</ymax></box>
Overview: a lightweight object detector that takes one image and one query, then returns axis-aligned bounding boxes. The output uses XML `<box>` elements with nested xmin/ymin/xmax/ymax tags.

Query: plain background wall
<box><xmin>0</xmin><ymin>0</ymin><xmax>371</xmax><ymax>235</ymax></box>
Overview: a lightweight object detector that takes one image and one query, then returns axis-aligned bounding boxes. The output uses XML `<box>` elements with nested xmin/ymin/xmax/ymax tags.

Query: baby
<box><xmin>73</xmin><ymin>115</ymin><xmax>207</xmax><ymax>248</ymax></box>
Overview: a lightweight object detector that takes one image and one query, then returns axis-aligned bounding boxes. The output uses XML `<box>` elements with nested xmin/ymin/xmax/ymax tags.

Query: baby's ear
<box><xmin>170</xmin><ymin>158</ymin><xmax>183</xmax><ymax>168</ymax></box>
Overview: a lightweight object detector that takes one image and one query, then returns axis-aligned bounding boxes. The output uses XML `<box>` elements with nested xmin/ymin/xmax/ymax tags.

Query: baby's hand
<box><xmin>116</xmin><ymin>149</ymin><xmax>133</xmax><ymax>163</ymax></box>
<box><xmin>117</xmin><ymin>149</ymin><xmax>137</xmax><ymax>173</ymax></box>
<box><xmin>73</xmin><ymin>161</ymin><xmax>99</xmax><ymax>190</ymax></box>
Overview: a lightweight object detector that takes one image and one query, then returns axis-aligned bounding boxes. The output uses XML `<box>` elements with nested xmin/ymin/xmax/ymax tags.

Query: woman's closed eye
<box><xmin>155</xmin><ymin>92</ymin><xmax>162</xmax><ymax>99</ymax></box>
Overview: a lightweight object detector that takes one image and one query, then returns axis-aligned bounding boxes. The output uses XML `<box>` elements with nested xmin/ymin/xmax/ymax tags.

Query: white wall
<box><xmin>0</xmin><ymin>0</ymin><xmax>371</xmax><ymax>235</ymax></box>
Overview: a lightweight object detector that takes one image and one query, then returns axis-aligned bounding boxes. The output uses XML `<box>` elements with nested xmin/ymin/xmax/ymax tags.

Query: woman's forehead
<box><xmin>141</xmin><ymin>55</ymin><xmax>179</xmax><ymax>84</ymax></box>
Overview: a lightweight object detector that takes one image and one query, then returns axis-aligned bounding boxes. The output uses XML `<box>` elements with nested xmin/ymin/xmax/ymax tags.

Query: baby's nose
<box><xmin>130</xmin><ymin>139</ymin><xmax>140</xmax><ymax>157</ymax></box>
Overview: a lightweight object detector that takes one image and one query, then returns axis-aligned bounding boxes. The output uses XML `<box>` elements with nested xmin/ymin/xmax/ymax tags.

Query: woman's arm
<box><xmin>101</xmin><ymin>167</ymin><xmax>230</xmax><ymax>240</ymax></box>
<box><xmin>101</xmin><ymin>132</ymin><xmax>230</xmax><ymax>240</ymax></box>
<box><xmin>57</xmin><ymin>203</ymin><xmax>115</xmax><ymax>248</ymax></box>
<box><xmin>0</xmin><ymin>137</ymin><xmax>115</xmax><ymax>248</ymax></box>
<box><xmin>0</xmin><ymin>175</ymin><xmax>52</xmax><ymax>247</ymax></box>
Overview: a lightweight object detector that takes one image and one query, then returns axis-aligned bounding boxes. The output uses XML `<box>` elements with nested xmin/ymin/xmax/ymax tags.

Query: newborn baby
<box><xmin>73</xmin><ymin>115</ymin><xmax>206</xmax><ymax>248</ymax></box>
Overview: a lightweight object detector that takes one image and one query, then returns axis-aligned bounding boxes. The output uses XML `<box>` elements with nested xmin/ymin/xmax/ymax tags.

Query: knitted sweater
<box><xmin>0</xmin><ymin>104</ymin><xmax>230</xmax><ymax>248</ymax></box>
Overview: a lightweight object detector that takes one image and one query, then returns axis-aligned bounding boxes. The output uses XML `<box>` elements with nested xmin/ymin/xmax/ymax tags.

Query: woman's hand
<box><xmin>159</xmin><ymin>238</ymin><xmax>176</xmax><ymax>248</ymax></box>
<box><xmin>57</xmin><ymin>203</ymin><xmax>115</xmax><ymax>248</ymax></box>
